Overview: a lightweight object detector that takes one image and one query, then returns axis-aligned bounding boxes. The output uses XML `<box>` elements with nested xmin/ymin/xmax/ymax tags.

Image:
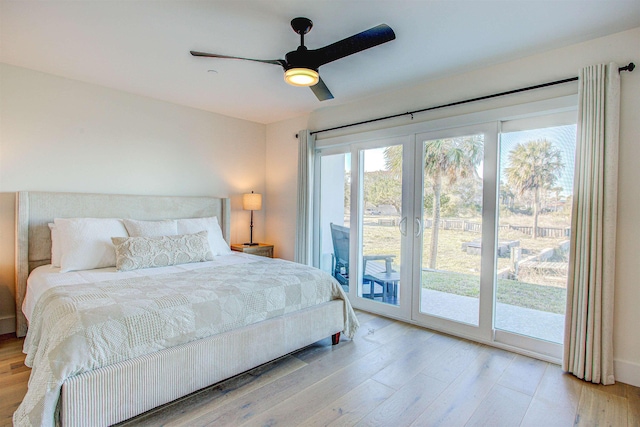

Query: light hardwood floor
<box><xmin>1</xmin><ymin>311</ymin><xmax>639</xmax><ymax>426</ymax></box>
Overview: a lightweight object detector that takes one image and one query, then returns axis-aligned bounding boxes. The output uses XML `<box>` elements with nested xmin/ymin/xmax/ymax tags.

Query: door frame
<box><xmin>312</xmin><ymin>95</ymin><xmax>578</xmax><ymax>362</ymax></box>
<box><xmin>410</xmin><ymin>122</ymin><xmax>499</xmax><ymax>342</ymax></box>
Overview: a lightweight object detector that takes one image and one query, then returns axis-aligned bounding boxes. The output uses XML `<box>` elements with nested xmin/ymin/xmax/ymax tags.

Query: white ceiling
<box><xmin>1</xmin><ymin>1</ymin><xmax>639</xmax><ymax>124</ymax></box>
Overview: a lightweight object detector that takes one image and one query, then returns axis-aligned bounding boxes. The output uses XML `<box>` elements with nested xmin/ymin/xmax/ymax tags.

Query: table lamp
<box><xmin>242</xmin><ymin>191</ymin><xmax>262</xmax><ymax>246</ymax></box>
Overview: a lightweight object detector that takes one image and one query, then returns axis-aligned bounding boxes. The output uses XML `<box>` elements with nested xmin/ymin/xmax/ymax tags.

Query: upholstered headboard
<box><xmin>14</xmin><ymin>191</ymin><xmax>231</xmax><ymax>337</ymax></box>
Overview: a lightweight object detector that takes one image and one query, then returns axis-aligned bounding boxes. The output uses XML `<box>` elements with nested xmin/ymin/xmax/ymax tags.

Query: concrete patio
<box><xmin>420</xmin><ymin>288</ymin><xmax>565</xmax><ymax>343</ymax></box>
<box><xmin>359</xmin><ymin>282</ymin><xmax>565</xmax><ymax>344</ymax></box>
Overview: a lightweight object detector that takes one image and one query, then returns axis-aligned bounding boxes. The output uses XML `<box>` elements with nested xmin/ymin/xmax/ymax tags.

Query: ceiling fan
<box><xmin>190</xmin><ymin>17</ymin><xmax>396</xmax><ymax>101</ymax></box>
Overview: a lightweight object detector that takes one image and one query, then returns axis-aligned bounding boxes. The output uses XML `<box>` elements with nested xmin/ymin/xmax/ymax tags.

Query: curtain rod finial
<box><xmin>620</xmin><ymin>62</ymin><xmax>635</xmax><ymax>72</ymax></box>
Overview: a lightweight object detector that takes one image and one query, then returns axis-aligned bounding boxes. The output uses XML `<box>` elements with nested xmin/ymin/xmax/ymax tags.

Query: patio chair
<box><xmin>330</xmin><ymin>222</ymin><xmax>397</xmax><ymax>301</ymax></box>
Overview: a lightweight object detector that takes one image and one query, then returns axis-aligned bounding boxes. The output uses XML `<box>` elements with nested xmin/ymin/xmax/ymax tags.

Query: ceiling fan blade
<box><xmin>311</xmin><ymin>24</ymin><xmax>395</xmax><ymax>67</ymax></box>
<box><xmin>190</xmin><ymin>51</ymin><xmax>285</xmax><ymax>67</ymax></box>
<box><xmin>310</xmin><ymin>77</ymin><xmax>334</xmax><ymax>101</ymax></box>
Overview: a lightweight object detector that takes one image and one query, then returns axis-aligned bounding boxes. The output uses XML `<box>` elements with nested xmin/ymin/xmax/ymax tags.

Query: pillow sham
<box><xmin>176</xmin><ymin>216</ymin><xmax>232</xmax><ymax>256</ymax></box>
<box><xmin>48</xmin><ymin>223</ymin><xmax>61</xmax><ymax>268</ymax></box>
<box><xmin>54</xmin><ymin>218</ymin><xmax>128</xmax><ymax>273</ymax></box>
<box><xmin>111</xmin><ymin>231</ymin><xmax>214</xmax><ymax>271</ymax></box>
<box><xmin>123</xmin><ymin>219</ymin><xmax>178</xmax><ymax>237</ymax></box>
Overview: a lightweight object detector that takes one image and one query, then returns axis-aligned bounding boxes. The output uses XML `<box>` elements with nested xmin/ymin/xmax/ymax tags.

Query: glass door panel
<box><xmin>495</xmin><ymin>124</ymin><xmax>576</xmax><ymax>343</ymax></box>
<box><xmin>317</xmin><ymin>152</ymin><xmax>351</xmax><ymax>292</ymax></box>
<box><xmin>418</xmin><ymin>134</ymin><xmax>485</xmax><ymax>325</ymax></box>
<box><xmin>358</xmin><ymin>145</ymin><xmax>403</xmax><ymax>306</ymax></box>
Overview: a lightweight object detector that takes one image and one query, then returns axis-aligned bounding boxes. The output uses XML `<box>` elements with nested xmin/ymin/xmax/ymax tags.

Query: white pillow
<box><xmin>48</xmin><ymin>223</ymin><xmax>61</xmax><ymax>268</ymax></box>
<box><xmin>54</xmin><ymin>218</ymin><xmax>128</xmax><ymax>273</ymax></box>
<box><xmin>176</xmin><ymin>216</ymin><xmax>231</xmax><ymax>256</ymax></box>
<box><xmin>123</xmin><ymin>219</ymin><xmax>178</xmax><ymax>237</ymax></box>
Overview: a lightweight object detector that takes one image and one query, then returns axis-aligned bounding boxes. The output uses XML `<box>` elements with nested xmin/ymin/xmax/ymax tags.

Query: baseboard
<box><xmin>0</xmin><ymin>315</ymin><xmax>16</xmax><ymax>335</ymax></box>
<box><xmin>615</xmin><ymin>358</ymin><xmax>640</xmax><ymax>387</ymax></box>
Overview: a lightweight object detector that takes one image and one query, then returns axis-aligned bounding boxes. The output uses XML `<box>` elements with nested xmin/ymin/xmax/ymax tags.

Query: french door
<box><xmin>314</xmin><ymin>107</ymin><xmax>576</xmax><ymax>361</ymax></box>
<box><xmin>411</xmin><ymin>123</ymin><xmax>498</xmax><ymax>341</ymax></box>
<box><xmin>315</xmin><ymin>124</ymin><xmax>497</xmax><ymax>335</ymax></box>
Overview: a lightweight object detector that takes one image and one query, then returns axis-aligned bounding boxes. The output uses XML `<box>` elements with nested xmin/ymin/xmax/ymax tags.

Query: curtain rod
<box><xmin>301</xmin><ymin>62</ymin><xmax>635</xmax><ymax>138</ymax></box>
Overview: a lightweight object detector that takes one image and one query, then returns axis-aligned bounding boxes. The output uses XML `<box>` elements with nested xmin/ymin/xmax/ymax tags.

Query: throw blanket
<box><xmin>14</xmin><ymin>259</ymin><xmax>358</xmax><ymax>427</ymax></box>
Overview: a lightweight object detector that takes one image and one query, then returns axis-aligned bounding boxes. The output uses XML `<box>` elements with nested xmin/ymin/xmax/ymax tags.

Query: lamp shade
<box><xmin>242</xmin><ymin>192</ymin><xmax>262</xmax><ymax>211</ymax></box>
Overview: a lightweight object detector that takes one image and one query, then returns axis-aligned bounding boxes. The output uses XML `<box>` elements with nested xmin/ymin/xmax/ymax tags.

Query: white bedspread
<box><xmin>23</xmin><ymin>252</ymin><xmax>256</xmax><ymax>322</ymax></box>
<box><xmin>15</xmin><ymin>255</ymin><xmax>358</xmax><ymax>427</ymax></box>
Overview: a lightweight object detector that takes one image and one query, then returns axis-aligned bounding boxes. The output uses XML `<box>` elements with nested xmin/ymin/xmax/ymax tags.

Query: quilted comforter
<box><xmin>14</xmin><ymin>258</ymin><xmax>358</xmax><ymax>427</ymax></box>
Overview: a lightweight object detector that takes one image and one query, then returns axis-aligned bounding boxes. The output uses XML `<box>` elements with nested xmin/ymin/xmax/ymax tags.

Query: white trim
<box><xmin>501</xmin><ymin>110</ymin><xmax>577</xmax><ymax>132</ymax></box>
<box><xmin>359</xmin><ymin>308</ymin><xmax>563</xmax><ymax>365</ymax></box>
<box><xmin>315</xmin><ymin>95</ymin><xmax>577</xmax><ymax>148</ymax></box>
<box><xmin>494</xmin><ymin>329</ymin><xmax>562</xmax><ymax>360</ymax></box>
<box><xmin>614</xmin><ymin>358</ymin><xmax>640</xmax><ymax>387</ymax></box>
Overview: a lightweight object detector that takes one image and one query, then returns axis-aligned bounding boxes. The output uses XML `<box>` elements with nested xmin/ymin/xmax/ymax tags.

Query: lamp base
<box><xmin>243</xmin><ymin>242</ymin><xmax>259</xmax><ymax>246</ymax></box>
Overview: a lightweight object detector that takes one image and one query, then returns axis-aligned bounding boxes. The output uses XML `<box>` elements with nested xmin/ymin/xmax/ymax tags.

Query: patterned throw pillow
<box><xmin>112</xmin><ymin>231</ymin><xmax>214</xmax><ymax>271</ymax></box>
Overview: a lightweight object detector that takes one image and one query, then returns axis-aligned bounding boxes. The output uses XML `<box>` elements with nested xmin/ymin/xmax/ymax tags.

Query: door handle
<box><xmin>399</xmin><ymin>217</ymin><xmax>407</xmax><ymax>236</ymax></box>
<box><xmin>415</xmin><ymin>217</ymin><xmax>422</xmax><ymax>237</ymax></box>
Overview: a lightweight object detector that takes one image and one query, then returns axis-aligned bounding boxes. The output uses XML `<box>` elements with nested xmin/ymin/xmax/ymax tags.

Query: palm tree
<box><xmin>504</xmin><ymin>139</ymin><xmax>564</xmax><ymax>239</ymax></box>
<box><xmin>423</xmin><ymin>137</ymin><xmax>483</xmax><ymax>268</ymax></box>
<box><xmin>385</xmin><ymin>136</ymin><xmax>483</xmax><ymax>269</ymax></box>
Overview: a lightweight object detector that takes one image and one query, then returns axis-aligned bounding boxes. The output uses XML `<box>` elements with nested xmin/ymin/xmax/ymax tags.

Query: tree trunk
<box><xmin>532</xmin><ymin>187</ymin><xmax>540</xmax><ymax>239</ymax></box>
<box><xmin>429</xmin><ymin>171</ymin><xmax>442</xmax><ymax>269</ymax></box>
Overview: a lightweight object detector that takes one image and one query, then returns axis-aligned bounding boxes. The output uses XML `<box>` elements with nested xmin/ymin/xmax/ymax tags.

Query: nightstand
<box><xmin>231</xmin><ymin>243</ymin><xmax>274</xmax><ymax>258</ymax></box>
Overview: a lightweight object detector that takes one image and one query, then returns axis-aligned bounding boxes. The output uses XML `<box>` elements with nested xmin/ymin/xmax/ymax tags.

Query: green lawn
<box><xmin>363</xmin><ymin>218</ymin><xmax>567</xmax><ymax>275</ymax></box>
<box><xmin>422</xmin><ymin>270</ymin><xmax>567</xmax><ymax>314</ymax></box>
<box><xmin>360</xmin><ymin>216</ymin><xmax>568</xmax><ymax>315</ymax></box>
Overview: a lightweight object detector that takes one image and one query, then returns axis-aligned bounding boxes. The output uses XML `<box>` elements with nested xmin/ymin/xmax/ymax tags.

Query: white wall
<box><xmin>0</xmin><ymin>63</ymin><xmax>266</xmax><ymax>334</ymax></box>
<box><xmin>265</xmin><ymin>27</ymin><xmax>640</xmax><ymax>386</ymax></box>
<box><xmin>264</xmin><ymin>115</ymin><xmax>308</xmax><ymax>260</ymax></box>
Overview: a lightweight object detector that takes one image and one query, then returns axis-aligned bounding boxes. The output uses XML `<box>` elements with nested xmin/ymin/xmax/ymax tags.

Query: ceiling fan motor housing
<box><xmin>285</xmin><ymin>47</ymin><xmax>319</xmax><ymax>71</ymax></box>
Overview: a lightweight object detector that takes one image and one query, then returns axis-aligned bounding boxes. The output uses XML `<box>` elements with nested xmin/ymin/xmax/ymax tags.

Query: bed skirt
<box><xmin>60</xmin><ymin>299</ymin><xmax>345</xmax><ymax>426</ymax></box>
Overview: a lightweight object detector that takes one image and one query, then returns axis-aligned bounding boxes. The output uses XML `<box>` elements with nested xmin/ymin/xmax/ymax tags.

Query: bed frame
<box><xmin>15</xmin><ymin>191</ymin><xmax>345</xmax><ymax>426</ymax></box>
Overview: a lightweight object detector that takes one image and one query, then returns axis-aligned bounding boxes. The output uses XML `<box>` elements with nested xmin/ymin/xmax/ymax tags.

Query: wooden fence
<box><xmin>421</xmin><ymin>218</ymin><xmax>570</xmax><ymax>238</ymax></box>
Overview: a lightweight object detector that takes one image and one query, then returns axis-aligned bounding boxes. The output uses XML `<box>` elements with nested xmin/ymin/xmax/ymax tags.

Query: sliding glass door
<box><xmin>314</xmin><ymin>101</ymin><xmax>577</xmax><ymax>360</ymax></box>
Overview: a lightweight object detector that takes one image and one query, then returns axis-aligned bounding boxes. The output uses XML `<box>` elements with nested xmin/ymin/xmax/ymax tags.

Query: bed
<box><xmin>13</xmin><ymin>191</ymin><xmax>358</xmax><ymax>427</ymax></box>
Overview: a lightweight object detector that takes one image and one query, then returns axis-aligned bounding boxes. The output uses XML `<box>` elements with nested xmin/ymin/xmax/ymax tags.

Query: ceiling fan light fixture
<box><xmin>191</xmin><ymin>18</ymin><xmax>395</xmax><ymax>101</ymax></box>
<box><xmin>284</xmin><ymin>68</ymin><xmax>319</xmax><ymax>87</ymax></box>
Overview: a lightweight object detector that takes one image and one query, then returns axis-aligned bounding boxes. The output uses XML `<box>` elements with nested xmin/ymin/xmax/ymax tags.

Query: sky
<box><xmin>357</xmin><ymin>124</ymin><xmax>576</xmax><ymax>193</ymax></box>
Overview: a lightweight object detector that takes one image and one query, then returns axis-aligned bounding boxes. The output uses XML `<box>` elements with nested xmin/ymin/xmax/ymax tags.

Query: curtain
<box><xmin>294</xmin><ymin>130</ymin><xmax>315</xmax><ymax>265</ymax></box>
<box><xmin>563</xmin><ymin>63</ymin><xmax>620</xmax><ymax>385</ymax></box>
